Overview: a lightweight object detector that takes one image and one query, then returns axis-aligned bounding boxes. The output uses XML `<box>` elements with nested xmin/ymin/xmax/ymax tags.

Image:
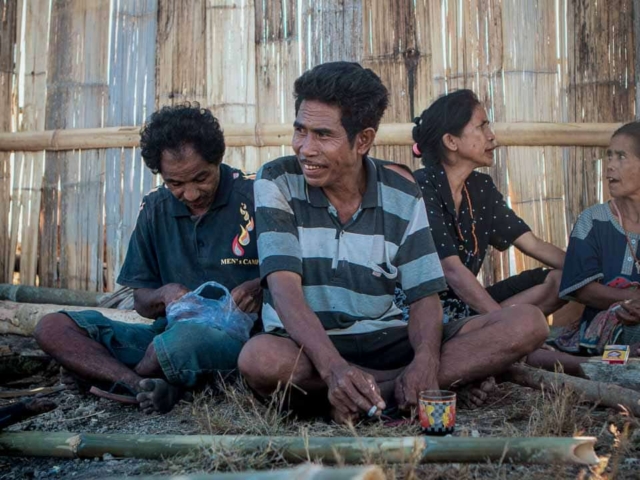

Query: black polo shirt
<box><xmin>117</xmin><ymin>163</ymin><xmax>259</xmax><ymax>292</ymax></box>
<box><xmin>413</xmin><ymin>162</ymin><xmax>530</xmax><ymax>277</ymax></box>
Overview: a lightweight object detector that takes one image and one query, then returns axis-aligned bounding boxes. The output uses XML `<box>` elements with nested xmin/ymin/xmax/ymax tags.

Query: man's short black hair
<box><xmin>140</xmin><ymin>102</ymin><xmax>225</xmax><ymax>174</ymax></box>
<box><xmin>293</xmin><ymin>62</ymin><xmax>389</xmax><ymax>144</ymax></box>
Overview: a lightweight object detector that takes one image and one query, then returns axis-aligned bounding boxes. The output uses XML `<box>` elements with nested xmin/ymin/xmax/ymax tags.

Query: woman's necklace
<box><xmin>611</xmin><ymin>199</ymin><xmax>640</xmax><ymax>274</ymax></box>
<box><xmin>455</xmin><ymin>184</ymin><xmax>479</xmax><ymax>259</ymax></box>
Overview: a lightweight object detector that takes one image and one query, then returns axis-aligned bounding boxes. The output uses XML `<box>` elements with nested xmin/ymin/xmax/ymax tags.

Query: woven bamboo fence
<box><xmin>0</xmin><ymin>0</ymin><xmax>636</xmax><ymax>292</ymax></box>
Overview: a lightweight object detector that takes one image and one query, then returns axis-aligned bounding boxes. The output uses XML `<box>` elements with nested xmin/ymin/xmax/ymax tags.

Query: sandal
<box><xmin>89</xmin><ymin>382</ymin><xmax>138</xmax><ymax>405</ymax></box>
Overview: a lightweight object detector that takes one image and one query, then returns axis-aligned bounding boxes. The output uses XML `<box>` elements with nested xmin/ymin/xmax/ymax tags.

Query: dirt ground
<box><xmin>1</xmin><ymin>336</ymin><xmax>640</xmax><ymax>479</ymax></box>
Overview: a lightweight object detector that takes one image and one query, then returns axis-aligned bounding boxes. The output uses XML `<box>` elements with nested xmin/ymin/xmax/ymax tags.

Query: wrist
<box><xmin>317</xmin><ymin>356</ymin><xmax>349</xmax><ymax>382</ymax></box>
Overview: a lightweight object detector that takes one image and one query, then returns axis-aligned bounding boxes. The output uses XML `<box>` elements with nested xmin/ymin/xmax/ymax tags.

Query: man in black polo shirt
<box><xmin>34</xmin><ymin>104</ymin><xmax>261</xmax><ymax>414</ymax></box>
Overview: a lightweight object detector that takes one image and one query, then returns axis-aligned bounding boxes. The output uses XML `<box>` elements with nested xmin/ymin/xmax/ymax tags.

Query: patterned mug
<box><xmin>418</xmin><ymin>390</ymin><xmax>456</xmax><ymax>436</ymax></box>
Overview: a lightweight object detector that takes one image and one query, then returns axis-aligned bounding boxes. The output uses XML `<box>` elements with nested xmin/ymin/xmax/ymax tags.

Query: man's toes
<box><xmin>480</xmin><ymin>377</ymin><xmax>497</xmax><ymax>392</ymax></box>
<box><xmin>138</xmin><ymin>378</ymin><xmax>156</xmax><ymax>392</ymax></box>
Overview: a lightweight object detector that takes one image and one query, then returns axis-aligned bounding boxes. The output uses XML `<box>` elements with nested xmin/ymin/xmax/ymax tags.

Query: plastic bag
<box><xmin>165</xmin><ymin>281</ymin><xmax>257</xmax><ymax>343</ymax></box>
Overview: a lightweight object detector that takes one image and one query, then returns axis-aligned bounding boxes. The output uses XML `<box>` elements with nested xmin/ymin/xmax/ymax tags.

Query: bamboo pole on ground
<box><xmin>507</xmin><ymin>364</ymin><xmax>640</xmax><ymax>417</ymax></box>
<box><xmin>0</xmin><ymin>431</ymin><xmax>599</xmax><ymax>465</ymax></box>
<box><xmin>105</xmin><ymin>465</ymin><xmax>386</xmax><ymax>480</ymax></box>
<box><xmin>0</xmin><ymin>123</ymin><xmax>623</xmax><ymax>152</ymax></box>
<box><xmin>0</xmin><ymin>398</ymin><xmax>57</xmax><ymax>430</ymax></box>
<box><xmin>0</xmin><ymin>284</ymin><xmax>109</xmax><ymax>306</ymax></box>
<box><xmin>0</xmin><ymin>300</ymin><xmax>148</xmax><ymax>336</ymax></box>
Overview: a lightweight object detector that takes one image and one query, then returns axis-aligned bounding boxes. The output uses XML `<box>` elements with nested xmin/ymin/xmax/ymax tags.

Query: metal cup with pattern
<box><xmin>418</xmin><ymin>390</ymin><xmax>456</xmax><ymax>436</ymax></box>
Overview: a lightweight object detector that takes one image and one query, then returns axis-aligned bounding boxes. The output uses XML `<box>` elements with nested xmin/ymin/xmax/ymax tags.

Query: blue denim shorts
<box><xmin>62</xmin><ymin>310</ymin><xmax>244</xmax><ymax>388</ymax></box>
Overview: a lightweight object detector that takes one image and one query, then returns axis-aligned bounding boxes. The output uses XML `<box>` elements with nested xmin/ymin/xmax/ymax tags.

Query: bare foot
<box><xmin>455</xmin><ymin>377</ymin><xmax>496</xmax><ymax>409</ymax></box>
<box><xmin>136</xmin><ymin>378</ymin><xmax>182</xmax><ymax>414</ymax></box>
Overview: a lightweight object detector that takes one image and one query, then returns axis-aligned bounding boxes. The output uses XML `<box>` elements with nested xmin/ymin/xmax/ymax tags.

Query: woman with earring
<box><xmin>553</xmin><ymin>122</ymin><xmax>640</xmax><ymax>355</ymax></box>
<box><xmin>409</xmin><ymin>89</ymin><xmax>566</xmax><ymax>326</ymax></box>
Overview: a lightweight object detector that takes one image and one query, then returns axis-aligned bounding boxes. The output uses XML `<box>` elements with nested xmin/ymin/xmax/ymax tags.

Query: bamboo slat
<box><xmin>12</xmin><ymin>0</ymin><xmax>49</xmax><ymax>286</ymax></box>
<box><xmin>105</xmin><ymin>0</ymin><xmax>158</xmax><ymax>291</ymax></box>
<box><xmin>301</xmin><ymin>0</ymin><xmax>362</xmax><ymax>66</ymax></box>
<box><xmin>255</xmin><ymin>0</ymin><xmax>298</xmax><ymax>165</ymax></box>
<box><xmin>363</xmin><ymin>0</ymin><xmax>426</xmax><ymax>169</ymax></box>
<box><xmin>565</xmin><ymin>0</ymin><xmax>636</xmax><ymax>229</ymax></box>
<box><xmin>427</xmin><ymin>0</ymin><xmax>510</xmax><ymax>284</ymax></box>
<box><xmin>206</xmin><ymin>0</ymin><xmax>258</xmax><ymax>172</ymax></box>
<box><xmin>0</xmin><ymin>0</ymin><xmax>17</xmax><ymax>284</ymax></box>
<box><xmin>43</xmin><ymin>0</ymin><xmax>109</xmax><ymax>291</ymax></box>
<box><xmin>502</xmin><ymin>1</ymin><xmax>567</xmax><ymax>273</ymax></box>
<box><xmin>156</xmin><ymin>0</ymin><xmax>207</xmax><ymax>107</ymax></box>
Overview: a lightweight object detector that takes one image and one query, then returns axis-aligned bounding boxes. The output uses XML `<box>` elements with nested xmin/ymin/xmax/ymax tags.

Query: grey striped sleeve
<box><xmin>255</xmin><ymin>166</ymin><xmax>303</xmax><ymax>280</ymax></box>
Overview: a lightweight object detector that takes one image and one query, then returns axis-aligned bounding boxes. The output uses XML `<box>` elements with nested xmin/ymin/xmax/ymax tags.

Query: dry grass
<box><xmin>144</xmin><ymin>377</ymin><xmax>640</xmax><ymax>479</ymax></box>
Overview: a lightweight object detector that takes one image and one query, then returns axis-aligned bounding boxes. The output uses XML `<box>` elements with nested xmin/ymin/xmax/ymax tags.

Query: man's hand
<box><xmin>231</xmin><ymin>278</ymin><xmax>262</xmax><ymax>313</ymax></box>
<box><xmin>159</xmin><ymin>283</ymin><xmax>190</xmax><ymax>306</ymax></box>
<box><xmin>325</xmin><ymin>363</ymin><xmax>386</xmax><ymax>420</ymax></box>
<box><xmin>394</xmin><ymin>360</ymin><xmax>438</xmax><ymax>411</ymax></box>
<box><xmin>615</xmin><ymin>299</ymin><xmax>640</xmax><ymax>325</ymax></box>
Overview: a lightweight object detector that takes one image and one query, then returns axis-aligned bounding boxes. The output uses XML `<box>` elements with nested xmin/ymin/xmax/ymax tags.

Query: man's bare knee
<box><xmin>239</xmin><ymin>337</ymin><xmax>313</xmax><ymax>395</ymax></box>
<box><xmin>33</xmin><ymin>313</ymin><xmax>84</xmax><ymax>351</ymax></box>
<box><xmin>514</xmin><ymin>304</ymin><xmax>549</xmax><ymax>349</ymax></box>
<box><xmin>239</xmin><ymin>338</ymin><xmax>288</xmax><ymax>393</ymax></box>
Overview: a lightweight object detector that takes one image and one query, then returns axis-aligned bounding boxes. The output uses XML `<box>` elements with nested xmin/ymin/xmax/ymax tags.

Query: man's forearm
<box><xmin>407</xmin><ymin>295</ymin><xmax>444</xmax><ymax>383</ymax></box>
<box><xmin>442</xmin><ymin>257</ymin><xmax>501</xmax><ymax>314</ymax></box>
<box><xmin>268</xmin><ymin>272</ymin><xmax>347</xmax><ymax>380</ymax></box>
<box><xmin>133</xmin><ymin>283</ymin><xmax>188</xmax><ymax>319</ymax></box>
<box><xmin>574</xmin><ymin>282</ymin><xmax>640</xmax><ymax>311</ymax></box>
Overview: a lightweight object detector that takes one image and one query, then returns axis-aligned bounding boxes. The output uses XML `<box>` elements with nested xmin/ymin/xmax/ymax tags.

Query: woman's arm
<box><xmin>441</xmin><ymin>256</ymin><xmax>502</xmax><ymax>314</ymax></box>
<box><xmin>514</xmin><ymin>232</ymin><xmax>565</xmax><ymax>269</ymax></box>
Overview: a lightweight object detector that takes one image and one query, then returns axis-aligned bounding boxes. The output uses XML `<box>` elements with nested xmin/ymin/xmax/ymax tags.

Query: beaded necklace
<box><xmin>455</xmin><ymin>184</ymin><xmax>480</xmax><ymax>262</ymax></box>
<box><xmin>611</xmin><ymin>198</ymin><xmax>640</xmax><ymax>274</ymax></box>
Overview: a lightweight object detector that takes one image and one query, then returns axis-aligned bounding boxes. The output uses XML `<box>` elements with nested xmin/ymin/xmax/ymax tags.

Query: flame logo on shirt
<box><xmin>232</xmin><ymin>204</ymin><xmax>254</xmax><ymax>257</ymax></box>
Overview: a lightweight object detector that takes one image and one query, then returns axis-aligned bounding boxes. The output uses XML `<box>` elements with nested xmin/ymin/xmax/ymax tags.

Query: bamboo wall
<box><xmin>0</xmin><ymin>0</ymin><xmax>636</xmax><ymax>291</ymax></box>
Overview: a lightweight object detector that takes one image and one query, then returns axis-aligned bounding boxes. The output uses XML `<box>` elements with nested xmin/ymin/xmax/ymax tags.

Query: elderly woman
<box><xmin>553</xmin><ymin>122</ymin><xmax>640</xmax><ymax>355</ymax></box>
<box><xmin>408</xmin><ymin>89</ymin><xmax>566</xmax><ymax>323</ymax></box>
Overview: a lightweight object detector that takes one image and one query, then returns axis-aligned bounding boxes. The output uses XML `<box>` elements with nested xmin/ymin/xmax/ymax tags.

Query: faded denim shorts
<box><xmin>62</xmin><ymin>310</ymin><xmax>244</xmax><ymax>388</ymax></box>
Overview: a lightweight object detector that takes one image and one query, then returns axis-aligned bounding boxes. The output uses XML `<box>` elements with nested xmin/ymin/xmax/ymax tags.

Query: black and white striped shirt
<box><xmin>254</xmin><ymin>155</ymin><xmax>447</xmax><ymax>334</ymax></box>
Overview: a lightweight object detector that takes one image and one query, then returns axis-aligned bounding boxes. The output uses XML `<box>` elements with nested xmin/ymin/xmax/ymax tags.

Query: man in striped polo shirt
<box><xmin>239</xmin><ymin>62</ymin><xmax>549</xmax><ymax>424</ymax></box>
